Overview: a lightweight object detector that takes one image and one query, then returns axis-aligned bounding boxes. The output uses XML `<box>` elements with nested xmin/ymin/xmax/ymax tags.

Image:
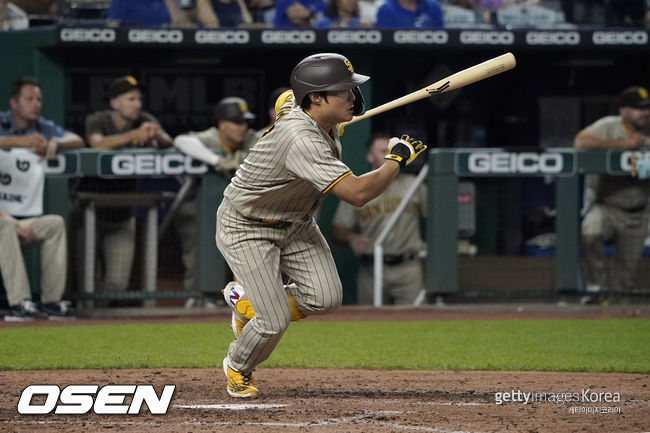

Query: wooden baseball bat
<box><xmin>343</xmin><ymin>52</ymin><xmax>516</xmax><ymax>127</ymax></box>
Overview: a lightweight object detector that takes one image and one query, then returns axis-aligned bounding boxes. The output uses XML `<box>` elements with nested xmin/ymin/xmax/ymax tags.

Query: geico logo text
<box><xmin>110</xmin><ymin>154</ymin><xmax>208</xmax><ymax>176</ymax></box>
<box><xmin>394</xmin><ymin>30</ymin><xmax>448</xmax><ymax>44</ymax></box>
<box><xmin>17</xmin><ymin>384</ymin><xmax>176</xmax><ymax>415</ymax></box>
<box><xmin>467</xmin><ymin>152</ymin><xmax>564</xmax><ymax>174</ymax></box>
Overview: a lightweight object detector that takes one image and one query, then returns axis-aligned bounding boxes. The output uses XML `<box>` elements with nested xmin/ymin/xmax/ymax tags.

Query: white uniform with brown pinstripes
<box><xmin>216</xmin><ymin>99</ymin><xmax>351</xmax><ymax>374</ymax></box>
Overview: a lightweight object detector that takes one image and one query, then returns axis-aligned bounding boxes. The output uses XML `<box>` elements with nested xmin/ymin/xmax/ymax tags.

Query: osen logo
<box><xmin>460</xmin><ymin>152</ymin><xmax>568</xmax><ymax>175</ymax></box>
<box><xmin>17</xmin><ymin>384</ymin><xmax>175</xmax><ymax>415</ymax></box>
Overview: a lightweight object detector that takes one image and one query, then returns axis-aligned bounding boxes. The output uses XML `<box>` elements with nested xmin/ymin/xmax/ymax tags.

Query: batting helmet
<box><xmin>290</xmin><ymin>53</ymin><xmax>370</xmax><ymax>116</ymax></box>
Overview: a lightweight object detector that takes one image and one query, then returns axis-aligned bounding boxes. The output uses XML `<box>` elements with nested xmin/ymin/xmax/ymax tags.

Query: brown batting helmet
<box><xmin>290</xmin><ymin>53</ymin><xmax>369</xmax><ymax>115</ymax></box>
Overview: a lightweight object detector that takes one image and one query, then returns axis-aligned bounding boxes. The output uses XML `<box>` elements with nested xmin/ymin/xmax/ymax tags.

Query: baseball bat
<box><xmin>342</xmin><ymin>52</ymin><xmax>516</xmax><ymax>127</ymax></box>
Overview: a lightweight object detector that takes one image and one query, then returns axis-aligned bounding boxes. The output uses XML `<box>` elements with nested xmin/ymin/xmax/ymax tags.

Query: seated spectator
<box><xmin>0</xmin><ymin>0</ymin><xmax>28</xmax><ymax>30</ymax></box>
<box><xmin>196</xmin><ymin>0</ymin><xmax>253</xmax><ymax>27</ymax></box>
<box><xmin>375</xmin><ymin>0</ymin><xmax>443</xmax><ymax>28</ymax></box>
<box><xmin>474</xmin><ymin>0</ymin><xmax>539</xmax><ymax>24</ymax></box>
<box><xmin>358</xmin><ymin>0</ymin><xmax>382</xmax><ymax>25</ymax></box>
<box><xmin>80</xmin><ymin>75</ymin><xmax>172</xmax><ymax>295</ymax></box>
<box><xmin>107</xmin><ymin>0</ymin><xmax>192</xmax><ymax>27</ymax></box>
<box><xmin>273</xmin><ymin>0</ymin><xmax>327</xmax><ymax>28</ymax></box>
<box><xmin>0</xmin><ymin>76</ymin><xmax>84</xmax><ymax>320</ymax></box>
<box><xmin>245</xmin><ymin>0</ymin><xmax>276</xmax><ymax>24</ymax></box>
<box><xmin>313</xmin><ymin>0</ymin><xmax>371</xmax><ymax>28</ymax></box>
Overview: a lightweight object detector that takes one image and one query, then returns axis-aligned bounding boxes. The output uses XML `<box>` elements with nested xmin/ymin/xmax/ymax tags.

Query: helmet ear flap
<box><xmin>352</xmin><ymin>87</ymin><xmax>365</xmax><ymax>116</ymax></box>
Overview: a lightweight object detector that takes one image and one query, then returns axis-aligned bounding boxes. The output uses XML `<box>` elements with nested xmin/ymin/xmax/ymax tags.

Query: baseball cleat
<box><xmin>223</xmin><ymin>281</ymin><xmax>255</xmax><ymax>337</ymax></box>
<box><xmin>223</xmin><ymin>357</ymin><xmax>258</xmax><ymax>398</ymax></box>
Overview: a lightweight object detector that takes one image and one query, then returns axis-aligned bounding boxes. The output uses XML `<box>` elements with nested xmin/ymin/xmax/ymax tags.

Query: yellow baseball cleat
<box><xmin>223</xmin><ymin>281</ymin><xmax>255</xmax><ymax>337</ymax></box>
<box><xmin>223</xmin><ymin>358</ymin><xmax>258</xmax><ymax>398</ymax></box>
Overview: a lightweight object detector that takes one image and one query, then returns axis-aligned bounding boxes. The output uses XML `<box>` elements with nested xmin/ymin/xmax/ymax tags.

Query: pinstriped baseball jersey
<box><xmin>216</xmin><ymin>94</ymin><xmax>347</xmax><ymax>374</ymax></box>
<box><xmin>224</xmin><ymin>98</ymin><xmax>351</xmax><ymax>222</ymax></box>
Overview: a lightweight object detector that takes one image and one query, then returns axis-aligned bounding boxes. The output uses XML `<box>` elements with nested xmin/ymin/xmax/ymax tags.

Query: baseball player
<box><xmin>574</xmin><ymin>86</ymin><xmax>650</xmax><ymax>303</ymax></box>
<box><xmin>331</xmin><ymin>133</ymin><xmax>427</xmax><ymax>305</ymax></box>
<box><xmin>217</xmin><ymin>53</ymin><xmax>427</xmax><ymax>398</ymax></box>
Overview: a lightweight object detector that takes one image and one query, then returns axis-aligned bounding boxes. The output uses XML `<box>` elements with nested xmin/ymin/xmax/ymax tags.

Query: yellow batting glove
<box><xmin>384</xmin><ymin>135</ymin><xmax>427</xmax><ymax>167</ymax></box>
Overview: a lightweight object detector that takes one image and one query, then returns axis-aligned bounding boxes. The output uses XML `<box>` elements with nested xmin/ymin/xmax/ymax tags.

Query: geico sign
<box><xmin>468</xmin><ymin>152</ymin><xmax>563</xmax><ymax>174</ymax></box>
<box><xmin>394</xmin><ymin>30</ymin><xmax>448</xmax><ymax>44</ymax></box>
<box><xmin>261</xmin><ymin>30</ymin><xmax>316</xmax><ymax>44</ymax></box>
<box><xmin>17</xmin><ymin>384</ymin><xmax>175</xmax><ymax>415</ymax></box>
<box><xmin>128</xmin><ymin>29</ymin><xmax>183</xmax><ymax>43</ymax></box>
<box><xmin>327</xmin><ymin>30</ymin><xmax>381</xmax><ymax>44</ymax></box>
<box><xmin>526</xmin><ymin>31</ymin><xmax>580</xmax><ymax>45</ymax></box>
<box><xmin>619</xmin><ymin>151</ymin><xmax>650</xmax><ymax>171</ymax></box>
<box><xmin>44</xmin><ymin>154</ymin><xmax>67</xmax><ymax>175</ymax></box>
<box><xmin>460</xmin><ymin>31</ymin><xmax>514</xmax><ymax>45</ymax></box>
<box><xmin>111</xmin><ymin>154</ymin><xmax>208</xmax><ymax>176</ymax></box>
<box><xmin>195</xmin><ymin>30</ymin><xmax>249</xmax><ymax>44</ymax></box>
<box><xmin>593</xmin><ymin>31</ymin><xmax>647</xmax><ymax>45</ymax></box>
<box><xmin>60</xmin><ymin>28</ymin><xmax>115</xmax><ymax>42</ymax></box>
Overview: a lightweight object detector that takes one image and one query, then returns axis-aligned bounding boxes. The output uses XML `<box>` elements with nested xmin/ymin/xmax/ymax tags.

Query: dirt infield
<box><xmin>1</xmin><ymin>304</ymin><xmax>649</xmax><ymax>433</ymax></box>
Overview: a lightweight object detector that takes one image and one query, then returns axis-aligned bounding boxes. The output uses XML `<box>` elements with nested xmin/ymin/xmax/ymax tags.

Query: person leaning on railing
<box><xmin>573</xmin><ymin>86</ymin><xmax>650</xmax><ymax>304</ymax></box>
<box><xmin>0</xmin><ymin>76</ymin><xmax>84</xmax><ymax>320</ymax></box>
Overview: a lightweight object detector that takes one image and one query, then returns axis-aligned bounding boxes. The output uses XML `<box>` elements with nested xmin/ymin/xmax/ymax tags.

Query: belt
<box><xmin>360</xmin><ymin>252</ymin><xmax>418</xmax><ymax>266</ymax></box>
<box><xmin>244</xmin><ymin>216</ymin><xmax>292</xmax><ymax>229</ymax></box>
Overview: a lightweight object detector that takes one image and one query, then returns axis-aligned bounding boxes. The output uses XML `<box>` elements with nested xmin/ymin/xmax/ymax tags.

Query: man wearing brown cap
<box><xmin>80</xmin><ymin>75</ymin><xmax>172</xmax><ymax>297</ymax></box>
<box><xmin>574</xmin><ymin>86</ymin><xmax>650</xmax><ymax>303</ymax></box>
<box><xmin>172</xmin><ymin>96</ymin><xmax>258</xmax><ymax>300</ymax></box>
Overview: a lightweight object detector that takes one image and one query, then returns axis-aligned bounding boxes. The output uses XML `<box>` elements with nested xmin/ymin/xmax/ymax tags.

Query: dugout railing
<box><xmin>427</xmin><ymin>147</ymin><xmax>650</xmax><ymax>300</ymax></box>
<box><xmin>44</xmin><ymin>148</ymin><xmax>227</xmax><ymax>306</ymax></box>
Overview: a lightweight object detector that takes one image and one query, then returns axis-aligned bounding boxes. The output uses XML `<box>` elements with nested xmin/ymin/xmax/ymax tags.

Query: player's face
<box><xmin>10</xmin><ymin>84</ymin><xmax>42</xmax><ymax>123</ymax></box>
<box><xmin>219</xmin><ymin>119</ymin><xmax>248</xmax><ymax>148</ymax></box>
<box><xmin>111</xmin><ymin>89</ymin><xmax>142</xmax><ymax>121</ymax></box>
<box><xmin>366</xmin><ymin>137</ymin><xmax>390</xmax><ymax>170</ymax></box>
<box><xmin>325</xmin><ymin>88</ymin><xmax>355</xmax><ymax>122</ymax></box>
<box><xmin>622</xmin><ymin>106</ymin><xmax>650</xmax><ymax>131</ymax></box>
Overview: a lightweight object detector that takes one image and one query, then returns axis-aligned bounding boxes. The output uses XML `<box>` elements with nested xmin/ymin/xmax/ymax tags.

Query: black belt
<box><xmin>244</xmin><ymin>216</ymin><xmax>292</xmax><ymax>229</ymax></box>
<box><xmin>360</xmin><ymin>252</ymin><xmax>418</xmax><ymax>266</ymax></box>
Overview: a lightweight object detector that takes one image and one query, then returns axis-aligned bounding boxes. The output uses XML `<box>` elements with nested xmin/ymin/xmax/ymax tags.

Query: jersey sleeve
<box><xmin>583</xmin><ymin>117</ymin><xmax>616</xmax><ymax>139</ymax></box>
<box><xmin>84</xmin><ymin>112</ymin><xmax>104</xmax><ymax>140</ymax></box>
<box><xmin>285</xmin><ymin>135</ymin><xmax>351</xmax><ymax>194</ymax></box>
<box><xmin>191</xmin><ymin>127</ymin><xmax>221</xmax><ymax>150</ymax></box>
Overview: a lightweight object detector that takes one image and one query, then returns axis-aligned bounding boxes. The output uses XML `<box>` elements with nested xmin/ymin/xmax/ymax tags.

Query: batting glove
<box><xmin>385</xmin><ymin>135</ymin><xmax>427</xmax><ymax>168</ymax></box>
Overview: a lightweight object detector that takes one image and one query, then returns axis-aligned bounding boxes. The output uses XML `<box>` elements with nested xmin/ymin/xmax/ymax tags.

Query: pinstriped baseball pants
<box><xmin>216</xmin><ymin>200</ymin><xmax>342</xmax><ymax>373</ymax></box>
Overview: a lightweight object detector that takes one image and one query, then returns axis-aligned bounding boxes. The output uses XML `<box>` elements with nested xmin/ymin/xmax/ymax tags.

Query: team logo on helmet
<box><xmin>344</xmin><ymin>59</ymin><xmax>354</xmax><ymax>73</ymax></box>
<box><xmin>126</xmin><ymin>75</ymin><xmax>138</xmax><ymax>86</ymax></box>
<box><xmin>238</xmin><ymin>102</ymin><xmax>248</xmax><ymax>113</ymax></box>
<box><xmin>638</xmin><ymin>87</ymin><xmax>648</xmax><ymax>99</ymax></box>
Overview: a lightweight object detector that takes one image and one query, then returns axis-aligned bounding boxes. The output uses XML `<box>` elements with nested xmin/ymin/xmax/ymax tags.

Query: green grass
<box><xmin>0</xmin><ymin>319</ymin><xmax>648</xmax><ymax>373</ymax></box>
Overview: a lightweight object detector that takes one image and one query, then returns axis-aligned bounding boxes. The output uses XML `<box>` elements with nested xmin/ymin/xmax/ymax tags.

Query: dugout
<box><xmin>2</xmin><ymin>26</ymin><xmax>650</xmax><ymax>306</ymax></box>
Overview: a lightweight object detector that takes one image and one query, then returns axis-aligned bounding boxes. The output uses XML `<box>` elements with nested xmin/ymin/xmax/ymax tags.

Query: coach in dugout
<box><xmin>573</xmin><ymin>86</ymin><xmax>650</xmax><ymax>304</ymax></box>
<box><xmin>0</xmin><ymin>76</ymin><xmax>84</xmax><ymax>319</ymax></box>
<box><xmin>80</xmin><ymin>75</ymin><xmax>172</xmax><ymax>297</ymax></box>
<box><xmin>172</xmin><ymin>97</ymin><xmax>258</xmax><ymax>297</ymax></box>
